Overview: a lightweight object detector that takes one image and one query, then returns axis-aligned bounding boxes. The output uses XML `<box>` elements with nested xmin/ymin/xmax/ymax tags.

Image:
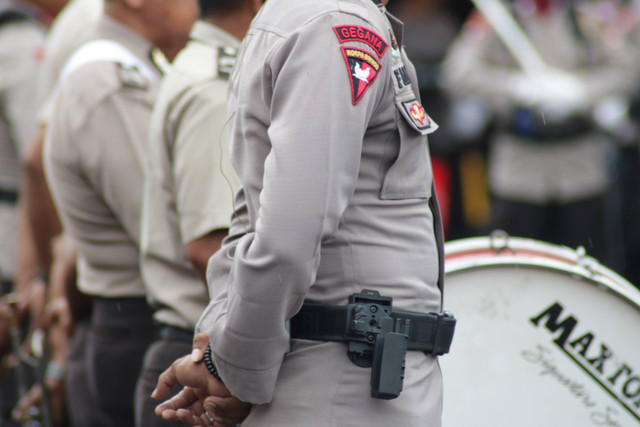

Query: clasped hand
<box><xmin>152</xmin><ymin>332</ymin><xmax>251</xmax><ymax>426</ymax></box>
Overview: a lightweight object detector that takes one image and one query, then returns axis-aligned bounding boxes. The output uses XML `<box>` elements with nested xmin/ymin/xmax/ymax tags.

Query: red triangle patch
<box><xmin>340</xmin><ymin>46</ymin><xmax>381</xmax><ymax>105</ymax></box>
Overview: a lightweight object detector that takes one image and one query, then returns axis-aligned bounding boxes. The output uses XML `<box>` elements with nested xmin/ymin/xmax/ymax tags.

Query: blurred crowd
<box><xmin>1</xmin><ymin>0</ymin><xmax>640</xmax><ymax>425</ymax></box>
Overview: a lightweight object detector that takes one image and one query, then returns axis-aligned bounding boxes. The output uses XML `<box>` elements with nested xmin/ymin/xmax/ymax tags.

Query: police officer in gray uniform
<box><xmin>43</xmin><ymin>0</ymin><xmax>197</xmax><ymax>424</ymax></box>
<box><xmin>153</xmin><ymin>0</ymin><xmax>455</xmax><ymax>425</ymax></box>
<box><xmin>135</xmin><ymin>1</ymin><xmax>260</xmax><ymax>425</ymax></box>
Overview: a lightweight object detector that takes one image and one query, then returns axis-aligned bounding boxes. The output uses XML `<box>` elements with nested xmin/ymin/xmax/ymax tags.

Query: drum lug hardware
<box><xmin>576</xmin><ymin>246</ymin><xmax>597</xmax><ymax>276</ymax></box>
<box><xmin>489</xmin><ymin>230</ymin><xmax>515</xmax><ymax>255</ymax></box>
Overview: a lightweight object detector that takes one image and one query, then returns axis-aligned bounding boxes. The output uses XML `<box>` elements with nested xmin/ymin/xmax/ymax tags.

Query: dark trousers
<box><xmin>489</xmin><ymin>195</ymin><xmax>607</xmax><ymax>262</ymax></box>
<box><xmin>135</xmin><ymin>326</ymin><xmax>193</xmax><ymax>427</ymax></box>
<box><xmin>66</xmin><ymin>316</ymin><xmax>98</xmax><ymax>427</ymax></box>
<box><xmin>86</xmin><ymin>297</ymin><xmax>155</xmax><ymax>427</ymax></box>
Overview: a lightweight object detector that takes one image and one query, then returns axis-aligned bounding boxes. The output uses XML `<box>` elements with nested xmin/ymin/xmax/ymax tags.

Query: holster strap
<box><xmin>290</xmin><ymin>303</ymin><xmax>455</xmax><ymax>355</ymax></box>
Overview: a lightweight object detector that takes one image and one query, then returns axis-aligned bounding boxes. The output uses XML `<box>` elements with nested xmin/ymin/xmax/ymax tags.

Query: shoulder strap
<box><xmin>59</xmin><ymin>39</ymin><xmax>157</xmax><ymax>85</ymax></box>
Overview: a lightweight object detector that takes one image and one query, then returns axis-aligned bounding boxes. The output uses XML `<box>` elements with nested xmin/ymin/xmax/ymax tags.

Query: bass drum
<box><xmin>441</xmin><ymin>232</ymin><xmax>640</xmax><ymax>427</ymax></box>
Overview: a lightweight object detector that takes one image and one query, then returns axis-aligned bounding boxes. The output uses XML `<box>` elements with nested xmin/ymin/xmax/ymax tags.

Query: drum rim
<box><xmin>444</xmin><ymin>233</ymin><xmax>640</xmax><ymax>309</ymax></box>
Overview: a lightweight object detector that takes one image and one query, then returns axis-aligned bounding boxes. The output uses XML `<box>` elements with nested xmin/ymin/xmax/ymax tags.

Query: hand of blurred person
<box><xmin>11</xmin><ymin>370</ymin><xmax>67</xmax><ymax>427</ymax></box>
<box><xmin>0</xmin><ymin>298</ymin><xmax>14</xmax><ymax>357</ymax></box>
<box><xmin>509</xmin><ymin>68</ymin><xmax>588</xmax><ymax>121</ymax></box>
<box><xmin>152</xmin><ymin>332</ymin><xmax>252</xmax><ymax>426</ymax></box>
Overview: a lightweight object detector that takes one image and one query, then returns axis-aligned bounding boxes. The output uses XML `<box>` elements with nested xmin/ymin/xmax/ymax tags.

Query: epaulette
<box><xmin>217</xmin><ymin>46</ymin><xmax>237</xmax><ymax>79</ymax></box>
<box><xmin>117</xmin><ymin>63</ymin><xmax>149</xmax><ymax>89</ymax></box>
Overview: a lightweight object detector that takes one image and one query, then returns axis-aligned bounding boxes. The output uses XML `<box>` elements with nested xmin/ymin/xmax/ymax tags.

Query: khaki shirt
<box><xmin>44</xmin><ymin>15</ymin><xmax>161</xmax><ymax>297</ymax></box>
<box><xmin>198</xmin><ymin>0</ymin><xmax>444</xmax><ymax>422</ymax></box>
<box><xmin>0</xmin><ymin>14</ymin><xmax>44</xmax><ymax>281</ymax></box>
<box><xmin>141</xmin><ymin>21</ymin><xmax>241</xmax><ymax>329</ymax></box>
<box><xmin>442</xmin><ymin>6</ymin><xmax>639</xmax><ymax>203</ymax></box>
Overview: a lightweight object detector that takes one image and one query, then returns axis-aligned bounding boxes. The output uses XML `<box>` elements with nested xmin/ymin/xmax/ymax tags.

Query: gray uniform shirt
<box><xmin>44</xmin><ymin>15</ymin><xmax>161</xmax><ymax>297</ymax></box>
<box><xmin>198</xmin><ymin>0</ymin><xmax>445</xmax><ymax>423</ymax></box>
<box><xmin>140</xmin><ymin>21</ymin><xmax>241</xmax><ymax>330</ymax></box>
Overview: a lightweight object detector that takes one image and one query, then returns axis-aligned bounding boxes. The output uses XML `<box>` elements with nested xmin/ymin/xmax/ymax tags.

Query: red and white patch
<box><xmin>400</xmin><ymin>98</ymin><xmax>435</xmax><ymax>132</ymax></box>
<box><xmin>333</xmin><ymin>25</ymin><xmax>388</xmax><ymax>58</ymax></box>
<box><xmin>340</xmin><ymin>46</ymin><xmax>381</xmax><ymax>105</ymax></box>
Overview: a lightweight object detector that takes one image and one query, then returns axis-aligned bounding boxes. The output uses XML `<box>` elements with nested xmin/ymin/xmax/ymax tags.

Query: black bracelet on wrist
<box><xmin>203</xmin><ymin>344</ymin><xmax>223</xmax><ymax>383</ymax></box>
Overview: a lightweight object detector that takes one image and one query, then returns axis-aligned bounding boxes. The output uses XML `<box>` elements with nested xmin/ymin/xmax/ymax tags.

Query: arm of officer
<box><xmin>186</xmin><ymin>229</ymin><xmax>228</xmax><ymax>284</ymax></box>
<box><xmin>172</xmin><ymin>80</ymin><xmax>239</xmax><ymax>284</ymax></box>
<box><xmin>204</xmin><ymin>13</ymin><xmax>387</xmax><ymax>404</ymax></box>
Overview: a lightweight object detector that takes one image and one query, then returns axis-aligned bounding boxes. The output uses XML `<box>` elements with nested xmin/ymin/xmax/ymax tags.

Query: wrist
<box><xmin>203</xmin><ymin>344</ymin><xmax>223</xmax><ymax>384</ymax></box>
<box><xmin>45</xmin><ymin>361</ymin><xmax>66</xmax><ymax>380</ymax></box>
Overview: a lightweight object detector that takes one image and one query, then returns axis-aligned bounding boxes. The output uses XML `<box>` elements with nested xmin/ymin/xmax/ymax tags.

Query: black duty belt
<box><xmin>289</xmin><ymin>289</ymin><xmax>456</xmax><ymax>400</ymax></box>
<box><xmin>156</xmin><ymin>324</ymin><xmax>194</xmax><ymax>343</ymax></box>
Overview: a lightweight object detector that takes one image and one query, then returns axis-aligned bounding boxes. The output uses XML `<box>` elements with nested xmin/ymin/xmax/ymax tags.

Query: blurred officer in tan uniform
<box><xmin>43</xmin><ymin>0</ymin><xmax>197</xmax><ymax>424</ymax></box>
<box><xmin>153</xmin><ymin>0</ymin><xmax>455</xmax><ymax>425</ymax></box>
<box><xmin>0</xmin><ymin>2</ymin><xmax>45</xmax><ymax>423</ymax></box>
<box><xmin>0</xmin><ymin>0</ymin><xmax>44</xmax><ymax>297</ymax></box>
<box><xmin>9</xmin><ymin>2</ymin><xmax>104</xmax><ymax>426</ymax></box>
<box><xmin>134</xmin><ymin>0</ymin><xmax>260</xmax><ymax>425</ymax></box>
<box><xmin>441</xmin><ymin>0</ymin><xmax>639</xmax><ymax>263</ymax></box>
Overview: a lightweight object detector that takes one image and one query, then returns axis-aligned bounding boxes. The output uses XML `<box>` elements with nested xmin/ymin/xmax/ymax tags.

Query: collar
<box><xmin>93</xmin><ymin>14</ymin><xmax>156</xmax><ymax>72</ymax></box>
<box><xmin>190</xmin><ymin>20</ymin><xmax>241</xmax><ymax>49</ymax></box>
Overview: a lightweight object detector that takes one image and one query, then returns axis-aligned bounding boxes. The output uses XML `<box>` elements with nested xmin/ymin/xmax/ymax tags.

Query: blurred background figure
<box><xmin>441</xmin><ymin>0</ymin><xmax>640</xmax><ymax>271</ymax></box>
<box><xmin>387</xmin><ymin>0</ymin><xmax>477</xmax><ymax>240</ymax></box>
<box><xmin>135</xmin><ymin>0</ymin><xmax>259</xmax><ymax>425</ymax></box>
<box><xmin>8</xmin><ymin>1</ymin><xmax>103</xmax><ymax>426</ymax></box>
<box><xmin>0</xmin><ymin>1</ymin><xmax>46</xmax><ymax>425</ymax></box>
<box><xmin>41</xmin><ymin>0</ymin><xmax>196</xmax><ymax>425</ymax></box>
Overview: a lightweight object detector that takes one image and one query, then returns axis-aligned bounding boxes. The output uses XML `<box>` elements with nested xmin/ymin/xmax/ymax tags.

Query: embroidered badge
<box><xmin>117</xmin><ymin>63</ymin><xmax>148</xmax><ymax>89</ymax></box>
<box><xmin>341</xmin><ymin>46</ymin><xmax>381</xmax><ymax>105</ymax></box>
<box><xmin>401</xmin><ymin>99</ymin><xmax>434</xmax><ymax>131</ymax></box>
<box><xmin>333</xmin><ymin>25</ymin><xmax>388</xmax><ymax>58</ymax></box>
<box><xmin>217</xmin><ymin>46</ymin><xmax>237</xmax><ymax>79</ymax></box>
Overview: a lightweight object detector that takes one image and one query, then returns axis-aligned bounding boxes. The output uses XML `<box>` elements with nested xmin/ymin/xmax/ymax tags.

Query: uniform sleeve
<box><xmin>170</xmin><ymin>80</ymin><xmax>239</xmax><ymax>244</ymax></box>
<box><xmin>207</xmin><ymin>14</ymin><xmax>392</xmax><ymax>404</ymax></box>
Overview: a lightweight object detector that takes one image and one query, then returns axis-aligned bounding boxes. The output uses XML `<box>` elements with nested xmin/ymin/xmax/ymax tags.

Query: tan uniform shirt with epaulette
<box><xmin>140</xmin><ymin>21</ymin><xmax>241</xmax><ymax>330</ymax></box>
<box><xmin>0</xmin><ymin>13</ymin><xmax>44</xmax><ymax>281</ymax></box>
<box><xmin>197</xmin><ymin>0</ymin><xmax>445</xmax><ymax>424</ymax></box>
<box><xmin>44</xmin><ymin>15</ymin><xmax>161</xmax><ymax>297</ymax></box>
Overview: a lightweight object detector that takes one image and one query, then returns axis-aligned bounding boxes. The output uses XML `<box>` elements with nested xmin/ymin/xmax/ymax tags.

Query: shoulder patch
<box><xmin>117</xmin><ymin>63</ymin><xmax>149</xmax><ymax>89</ymax></box>
<box><xmin>217</xmin><ymin>46</ymin><xmax>237</xmax><ymax>80</ymax></box>
<box><xmin>341</xmin><ymin>46</ymin><xmax>381</xmax><ymax>105</ymax></box>
<box><xmin>399</xmin><ymin>98</ymin><xmax>437</xmax><ymax>133</ymax></box>
<box><xmin>333</xmin><ymin>25</ymin><xmax>388</xmax><ymax>58</ymax></box>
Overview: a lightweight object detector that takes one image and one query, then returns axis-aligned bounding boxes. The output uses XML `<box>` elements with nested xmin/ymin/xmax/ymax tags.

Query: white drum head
<box><xmin>441</xmin><ymin>234</ymin><xmax>640</xmax><ymax>427</ymax></box>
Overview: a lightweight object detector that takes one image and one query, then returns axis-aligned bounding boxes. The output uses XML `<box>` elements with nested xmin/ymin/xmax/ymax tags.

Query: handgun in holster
<box><xmin>289</xmin><ymin>289</ymin><xmax>457</xmax><ymax>400</ymax></box>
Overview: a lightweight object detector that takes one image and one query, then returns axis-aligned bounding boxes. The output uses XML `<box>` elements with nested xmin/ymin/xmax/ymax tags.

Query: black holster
<box><xmin>289</xmin><ymin>289</ymin><xmax>456</xmax><ymax>399</ymax></box>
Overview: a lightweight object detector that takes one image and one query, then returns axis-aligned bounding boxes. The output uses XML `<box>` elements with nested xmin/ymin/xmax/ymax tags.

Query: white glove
<box><xmin>509</xmin><ymin>68</ymin><xmax>588</xmax><ymax>122</ymax></box>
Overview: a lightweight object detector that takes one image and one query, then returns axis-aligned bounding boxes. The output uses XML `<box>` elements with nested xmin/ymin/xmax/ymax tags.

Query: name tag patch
<box><xmin>333</xmin><ymin>25</ymin><xmax>388</xmax><ymax>58</ymax></box>
<box><xmin>340</xmin><ymin>46</ymin><xmax>381</xmax><ymax>105</ymax></box>
<box><xmin>399</xmin><ymin>98</ymin><xmax>438</xmax><ymax>133</ymax></box>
